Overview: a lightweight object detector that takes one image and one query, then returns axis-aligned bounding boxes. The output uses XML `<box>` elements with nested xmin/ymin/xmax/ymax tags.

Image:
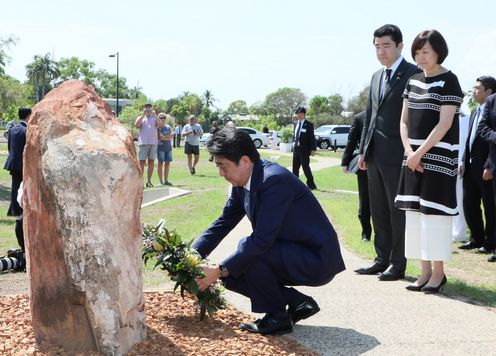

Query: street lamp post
<box><xmin>109</xmin><ymin>52</ymin><xmax>119</xmax><ymax>117</ymax></box>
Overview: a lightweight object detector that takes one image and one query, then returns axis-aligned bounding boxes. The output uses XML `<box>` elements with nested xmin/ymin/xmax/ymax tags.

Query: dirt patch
<box><xmin>0</xmin><ymin>292</ymin><xmax>315</xmax><ymax>355</ymax></box>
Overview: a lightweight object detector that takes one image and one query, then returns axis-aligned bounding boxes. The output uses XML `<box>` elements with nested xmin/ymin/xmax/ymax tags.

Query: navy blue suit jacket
<box><xmin>4</xmin><ymin>121</ymin><xmax>27</xmax><ymax>174</ymax></box>
<box><xmin>477</xmin><ymin>94</ymin><xmax>496</xmax><ymax>174</ymax></box>
<box><xmin>192</xmin><ymin>160</ymin><xmax>345</xmax><ymax>284</ymax></box>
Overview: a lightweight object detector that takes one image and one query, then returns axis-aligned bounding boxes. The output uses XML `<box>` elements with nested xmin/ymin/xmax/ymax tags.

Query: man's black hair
<box><xmin>18</xmin><ymin>107</ymin><xmax>31</xmax><ymax>121</ymax></box>
<box><xmin>206</xmin><ymin>128</ymin><xmax>260</xmax><ymax>164</ymax></box>
<box><xmin>477</xmin><ymin>76</ymin><xmax>496</xmax><ymax>94</ymax></box>
<box><xmin>373</xmin><ymin>24</ymin><xmax>403</xmax><ymax>46</ymax></box>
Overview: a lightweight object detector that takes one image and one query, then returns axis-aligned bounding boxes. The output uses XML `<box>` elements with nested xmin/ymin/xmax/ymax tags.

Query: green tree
<box><xmin>202</xmin><ymin>89</ymin><xmax>215</xmax><ymax>109</ymax></box>
<box><xmin>171</xmin><ymin>92</ymin><xmax>203</xmax><ymax>121</ymax></box>
<box><xmin>226</xmin><ymin>100</ymin><xmax>248</xmax><ymax>115</ymax></box>
<box><xmin>0</xmin><ymin>75</ymin><xmax>34</xmax><ymax>120</ymax></box>
<box><xmin>57</xmin><ymin>57</ymin><xmax>97</xmax><ymax>87</ymax></box>
<box><xmin>347</xmin><ymin>86</ymin><xmax>369</xmax><ymax>115</ymax></box>
<box><xmin>263</xmin><ymin>87</ymin><xmax>306</xmax><ymax>126</ymax></box>
<box><xmin>94</xmin><ymin>69</ymin><xmax>131</xmax><ymax>99</ymax></box>
<box><xmin>0</xmin><ymin>35</ymin><xmax>17</xmax><ymax>76</ymax></box>
<box><xmin>25</xmin><ymin>53</ymin><xmax>60</xmax><ymax>102</ymax></box>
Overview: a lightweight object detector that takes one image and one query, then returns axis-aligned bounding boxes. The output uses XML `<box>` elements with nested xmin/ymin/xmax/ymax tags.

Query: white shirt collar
<box><xmin>385</xmin><ymin>56</ymin><xmax>403</xmax><ymax>76</ymax></box>
<box><xmin>478</xmin><ymin>103</ymin><xmax>486</xmax><ymax>113</ymax></box>
<box><xmin>244</xmin><ymin>171</ymin><xmax>253</xmax><ymax>191</ymax></box>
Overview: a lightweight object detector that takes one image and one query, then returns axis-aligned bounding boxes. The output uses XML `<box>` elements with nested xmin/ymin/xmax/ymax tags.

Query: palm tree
<box><xmin>26</xmin><ymin>53</ymin><xmax>60</xmax><ymax>102</ymax></box>
<box><xmin>202</xmin><ymin>89</ymin><xmax>215</xmax><ymax>109</ymax></box>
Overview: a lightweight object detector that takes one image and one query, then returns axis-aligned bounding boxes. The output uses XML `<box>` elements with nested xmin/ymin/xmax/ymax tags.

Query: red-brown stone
<box><xmin>23</xmin><ymin>80</ymin><xmax>146</xmax><ymax>354</ymax></box>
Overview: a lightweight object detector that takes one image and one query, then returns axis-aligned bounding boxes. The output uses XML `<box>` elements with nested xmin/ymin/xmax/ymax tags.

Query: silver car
<box><xmin>314</xmin><ymin>125</ymin><xmax>351</xmax><ymax>150</ymax></box>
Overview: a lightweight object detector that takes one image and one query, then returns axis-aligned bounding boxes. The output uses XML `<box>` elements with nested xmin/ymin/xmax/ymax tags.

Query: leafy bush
<box><xmin>279</xmin><ymin>125</ymin><xmax>294</xmax><ymax>143</ymax></box>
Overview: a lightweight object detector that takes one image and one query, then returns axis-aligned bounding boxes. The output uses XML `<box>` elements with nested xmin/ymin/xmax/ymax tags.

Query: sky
<box><xmin>1</xmin><ymin>0</ymin><xmax>496</xmax><ymax>111</ymax></box>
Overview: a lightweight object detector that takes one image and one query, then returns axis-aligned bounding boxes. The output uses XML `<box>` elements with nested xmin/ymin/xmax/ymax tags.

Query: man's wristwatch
<box><xmin>219</xmin><ymin>264</ymin><xmax>230</xmax><ymax>278</ymax></box>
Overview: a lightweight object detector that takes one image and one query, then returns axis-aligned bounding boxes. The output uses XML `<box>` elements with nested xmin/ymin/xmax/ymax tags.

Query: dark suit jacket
<box><xmin>342</xmin><ymin>111</ymin><xmax>365</xmax><ymax>167</ymax></box>
<box><xmin>477</xmin><ymin>94</ymin><xmax>496</xmax><ymax>174</ymax></box>
<box><xmin>192</xmin><ymin>159</ymin><xmax>345</xmax><ymax>284</ymax></box>
<box><xmin>4</xmin><ymin>121</ymin><xmax>27</xmax><ymax>174</ymax></box>
<box><xmin>294</xmin><ymin>119</ymin><xmax>316</xmax><ymax>153</ymax></box>
<box><xmin>360</xmin><ymin>59</ymin><xmax>420</xmax><ymax>164</ymax></box>
<box><xmin>462</xmin><ymin>108</ymin><xmax>490</xmax><ymax>176</ymax></box>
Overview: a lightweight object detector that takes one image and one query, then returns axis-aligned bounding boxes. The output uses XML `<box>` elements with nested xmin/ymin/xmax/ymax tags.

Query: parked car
<box><xmin>268</xmin><ymin>130</ymin><xmax>281</xmax><ymax>147</ymax></box>
<box><xmin>237</xmin><ymin>127</ymin><xmax>270</xmax><ymax>148</ymax></box>
<box><xmin>314</xmin><ymin>125</ymin><xmax>351</xmax><ymax>150</ymax></box>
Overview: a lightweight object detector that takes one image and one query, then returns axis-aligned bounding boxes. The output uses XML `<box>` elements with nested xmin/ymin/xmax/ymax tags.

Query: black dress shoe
<box><xmin>476</xmin><ymin>246</ymin><xmax>494</xmax><ymax>254</ymax></box>
<box><xmin>361</xmin><ymin>233</ymin><xmax>371</xmax><ymax>241</ymax></box>
<box><xmin>421</xmin><ymin>275</ymin><xmax>447</xmax><ymax>293</ymax></box>
<box><xmin>488</xmin><ymin>255</ymin><xmax>496</xmax><ymax>263</ymax></box>
<box><xmin>239</xmin><ymin>313</ymin><xmax>293</xmax><ymax>335</ymax></box>
<box><xmin>405</xmin><ymin>281</ymin><xmax>428</xmax><ymax>291</ymax></box>
<box><xmin>288</xmin><ymin>297</ymin><xmax>320</xmax><ymax>324</ymax></box>
<box><xmin>458</xmin><ymin>241</ymin><xmax>481</xmax><ymax>250</ymax></box>
<box><xmin>378</xmin><ymin>265</ymin><xmax>405</xmax><ymax>281</ymax></box>
<box><xmin>354</xmin><ymin>263</ymin><xmax>387</xmax><ymax>275</ymax></box>
<box><xmin>307</xmin><ymin>184</ymin><xmax>317</xmax><ymax>190</ymax></box>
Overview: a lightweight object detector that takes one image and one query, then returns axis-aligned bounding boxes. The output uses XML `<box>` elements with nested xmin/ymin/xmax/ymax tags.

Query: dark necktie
<box><xmin>244</xmin><ymin>188</ymin><xmax>251</xmax><ymax>220</ymax></box>
<box><xmin>295</xmin><ymin>121</ymin><xmax>302</xmax><ymax>146</ymax></box>
<box><xmin>385</xmin><ymin>69</ymin><xmax>392</xmax><ymax>84</ymax></box>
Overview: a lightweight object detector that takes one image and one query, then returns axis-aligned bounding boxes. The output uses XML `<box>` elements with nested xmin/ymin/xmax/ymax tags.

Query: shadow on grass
<box><xmin>291</xmin><ymin>324</ymin><xmax>380</xmax><ymax>355</ymax></box>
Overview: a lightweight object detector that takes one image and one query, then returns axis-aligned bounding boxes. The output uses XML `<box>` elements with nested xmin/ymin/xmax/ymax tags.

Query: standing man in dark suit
<box><xmin>355</xmin><ymin>24</ymin><xmax>420</xmax><ymax>281</ymax></box>
<box><xmin>476</xmin><ymin>92</ymin><xmax>496</xmax><ymax>263</ymax></box>
<box><xmin>292</xmin><ymin>107</ymin><xmax>317</xmax><ymax>190</ymax></box>
<box><xmin>341</xmin><ymin>111</ymin><xmax>372</xmax><ymax>241</ymax></box>
<box><xmin>193</xmin><ymin>129</ymin><xmax>345</xmax><ymax>335</ymax></box>
<box><xmin>4</xmin><ymin>107</ymin><xmax>31</xmax><ymax>251</ymax></box>
<box><xmin>459</xmin><ymin>76</ymin><xmax>496</xmax><ymax>254</ymax></box>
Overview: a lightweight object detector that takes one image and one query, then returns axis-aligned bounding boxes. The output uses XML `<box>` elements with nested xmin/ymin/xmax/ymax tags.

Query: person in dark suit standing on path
<box><xmin>355</xmin><ymin>24</ymin><xmax>420</xmax><ymax>281</ymax></box>
<box><xmin>292</xmin><ymin>107</ymin><xmax>317</xmax><ymax>190</ymax></box>
<box><xmin>341</xmin><ymin>111</ymin><xmax>372</xmax><ymax>241</ymax></box>
<box><xmin>476</xmin><ymin>92</ymin><xmax>496</xmax><ymax>263</ymax></box>
<box><xmin>4</xmin><ymin>107</ymin><xmax>31</xmax><ymax>251</ymax></box>
<box><xmin>459</xmin><ymin>76</ymin><xmax>496</xmax><ymax>254</ymax></box>
<box><xmin>193</xmin><ymin>129</ymin><xmax>345</xmax><ymax>335</ymax></box>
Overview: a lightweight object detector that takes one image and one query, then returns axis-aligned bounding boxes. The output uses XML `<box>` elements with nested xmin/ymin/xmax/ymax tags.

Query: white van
<box><xmin>314</xmin><ymin>125</ymin><xmax>351</xmax><ymax>150</ymax></box>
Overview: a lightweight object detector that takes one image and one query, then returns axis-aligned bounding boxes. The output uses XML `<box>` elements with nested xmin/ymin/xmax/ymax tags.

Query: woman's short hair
<box><xmin>411</xmin><ymin>30</ymin><xmax>449</xmax><ymax>64</ymax></box>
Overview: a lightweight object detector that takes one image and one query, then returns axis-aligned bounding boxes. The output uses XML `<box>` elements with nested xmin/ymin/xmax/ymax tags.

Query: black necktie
<box><xmin>295</xmin><ymin>121</ymin><xmax>302</xmax><ymax>146</ymax></box>
<box><xmin>385</xmin><ymin>69</ymin><xmax>392</xmax><ymax>84</ymax></box>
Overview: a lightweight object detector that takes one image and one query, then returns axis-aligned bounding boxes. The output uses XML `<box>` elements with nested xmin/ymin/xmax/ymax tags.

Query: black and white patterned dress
<box><xmin>395</xmin><ymin>71</ymin><xmax>463</xmax><ymax>216</ymax></box>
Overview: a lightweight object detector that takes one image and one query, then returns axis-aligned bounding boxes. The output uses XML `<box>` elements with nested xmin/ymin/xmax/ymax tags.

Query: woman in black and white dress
<box><xmin>395</xmin><ymin>30</ymin><xmax>463</xmax><ymax>293</ymax></box>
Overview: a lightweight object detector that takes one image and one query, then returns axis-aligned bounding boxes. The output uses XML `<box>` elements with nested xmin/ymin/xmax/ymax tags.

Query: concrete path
<box><xmin>207</xmin><ymin>151</ymin><xmax>496</xmax><ymax>355</ymax></box>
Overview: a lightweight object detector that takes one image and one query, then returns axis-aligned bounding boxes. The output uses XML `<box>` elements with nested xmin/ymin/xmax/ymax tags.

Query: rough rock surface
<box><xmin>23</xmin><ymin>80</ymin><xmax>145</xmax><ymax>355</ymax></box>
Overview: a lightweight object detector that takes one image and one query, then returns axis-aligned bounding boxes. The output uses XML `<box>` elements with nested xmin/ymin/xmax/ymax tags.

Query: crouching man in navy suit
<box><xmin>193</xmin><ymin>129</ymin><xmax>345</xmax><ymax>335</ymax></box>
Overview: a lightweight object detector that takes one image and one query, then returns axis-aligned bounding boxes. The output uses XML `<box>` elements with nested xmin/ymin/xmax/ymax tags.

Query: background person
<box><xmin>157</xmin><ymin>113</ymin><xmax>174</xmax><ymax>186</ymax></box>
<box><xmin>292</xmin><ymin>107</ymin><xmax>317</xmax><ymax>190</ymax></box>
<box><xmin>395</xmin><ymin>30</ymin><xmax>463</xmax><ymax>292</ymax></box>
<box><xmin>209</xmin><ymin>120</ymin><xmax>220</xmax><ymax>134</ymax></box>
<box><xmin>135</xmin><ymin>103</ymin><xmax>163</xmax><ymax>187</ymax></box>
<box><xmin>192</xmin><ymin>129</ymin><xmax>345</xmax><ymax>335</ymax></box>
<box><xmin>182</xmin><ymin>114</ymin><xmax>203</xmax><ymax>175</ymax></box>
<box><xmin>4</xmin><ymin>107</ymin><xmax>31</xmax><ymax>251</ymax></box>
<box><xmin>355</xmin><ymin>24</ymin><xmax>420</xmax><ymax>281</ymax></box>
<box><xmin>174</xmin><ymin>122</ymin><xmax>182</xmax><ymax>148</ymax></box>
<box><xmin>458</xmin><ymin>76</ymin><xmax>496</xmax><ymax>253</ymax></box>
<box><xmin>341</xmin><ymin>111</ymin><xmax>372</xmax><ymax>241</ymax></box>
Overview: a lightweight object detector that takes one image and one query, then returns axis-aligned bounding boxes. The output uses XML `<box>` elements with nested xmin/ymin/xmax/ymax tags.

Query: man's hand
<box><xmin>457</xmin><ymin>163</ymin><xmax>464</xmax><ymax>176</ymax></box>
<box><xmin>483</xmin><ymin>168</ymin><xmax>493</xmax><ymax>181</ymax></box>
<box><xmin>341</xmin><ymin>166</ymin><xmax>348</xmax><ymax>173</ymax></box>
<box><xmin>195</xmin><ymin>264</ymin><xmax>221</xmax><ymax>291</ymax></box>
<box><xmin>310</xmin><ymin>150</ymin><xmax>316</xmax><ymax>156</ymax></box>
<box><xmin>358</xmin><ymin>155</ymin><xmax>367</xmax><ymax>170</ymax></box>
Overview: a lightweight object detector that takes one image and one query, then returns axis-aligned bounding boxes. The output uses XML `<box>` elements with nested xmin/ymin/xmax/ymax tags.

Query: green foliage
<box><xmin>225</xmin><ymin>100</ymin><xmax>248</xmax><ymax>115</ymax></box>
<box><xmin>346</xmin><ymin>86</ymin><xmax>369</xmax><ymax>115</ymax></box>
<box><xmin>171</xmin><ymin>92</ymin><xmax>204</xmax><ymax>121</ymax></box>
<box><xmin>279</xmin><ymin>125</ymin><xmax>294</xmax><ymax>143</ymax></box>
<box><xmin>25</xmin><ymin>53</ymin><xmax>60</xmax><ymax>102</ymax></box>
<box><xmin>308</xmin><ymin>94</ymin><xmax>344</xmax><ymax>117</ymax></box>
<box><xmin>142</xmin><ymin>220</ymin><xmax>227</xmax><ymax>320</ymax></box>
<box><xmin>263</xmin><ymin>87</ymin><xmax>306</xmax><ymax>126</ymax></box>
<box><xmin>0</xmin><ymin>36</ymin><xmax>17</xmax><ymax>76</ymax></box>
<box><xmin>57</xmin><ymin>57</ymin><xmax>98</xmax><ymax>87</ymax></box>
<box><xmin>313</xmin><ymin>113</ymin><xmax>352</xmax><ymax>127</ymax></box>
<box><xmin>0</xmin><ymin>75</ymin><xmax>34</xmax><ymax>120</ymax></box>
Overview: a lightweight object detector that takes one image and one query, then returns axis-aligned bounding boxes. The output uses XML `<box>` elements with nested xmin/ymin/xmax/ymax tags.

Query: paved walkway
<box><xmin>208</xmin><ymin>151</ymin><xmax>496</xmax><ymax>355</ymax></box>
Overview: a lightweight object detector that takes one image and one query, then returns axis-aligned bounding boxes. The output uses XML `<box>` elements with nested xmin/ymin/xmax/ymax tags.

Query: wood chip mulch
<box><xmin>0</xmin><ymin>292</ymin><xmax>316</xmax><ymax>355</ymax></box>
